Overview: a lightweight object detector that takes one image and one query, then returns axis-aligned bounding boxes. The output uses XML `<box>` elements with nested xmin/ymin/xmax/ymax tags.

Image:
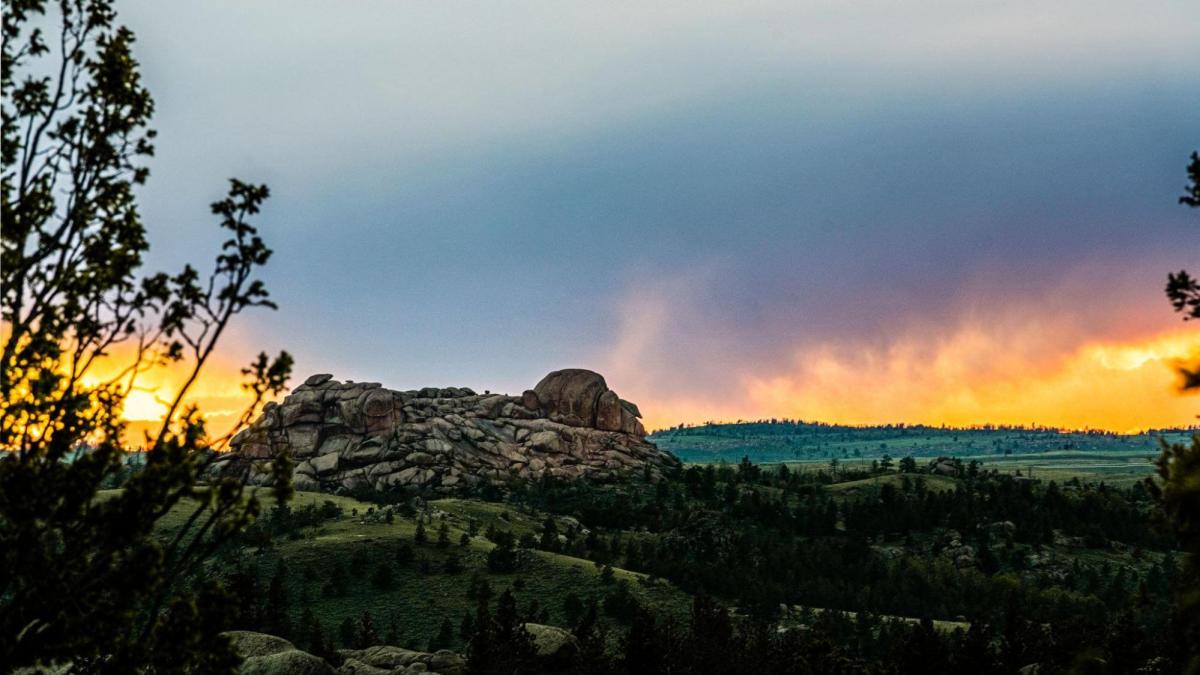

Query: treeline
<box><xmin>504</xmin><ymin>457</ymin><xmax>1182</xmax><ymax>669</ymax></box>
<box><xmin>462</xmin><ymin>588</ymin><xmax>1178</xmax><ymax>675</ymax></box>
<box><xmin>212</xmin><ymin>455</ymin><xmax>1185</xmax><ymax>671</ymax></box>
<box><xmin>653</xmin><ymin>419</ymin><xmax>1156</xmax><ymax>438</ymax></box>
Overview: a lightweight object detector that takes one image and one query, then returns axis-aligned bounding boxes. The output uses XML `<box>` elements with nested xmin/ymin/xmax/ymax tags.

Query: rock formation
<box><xmin>224</xmin><ymin>631</ymin><xmax>466</xmax><ymax>675</ymax></box>
<box><xmin>215</xmin><ymin>368</ymin><xmax>679</xmax><ymax>494</ymax></box>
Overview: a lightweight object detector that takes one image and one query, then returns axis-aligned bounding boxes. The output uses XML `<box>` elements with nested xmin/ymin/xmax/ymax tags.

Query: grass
<box><xmin>824</xmin><ymin>473</ymin><xmax>960</xmax><ymax>495</ymax></box>
<box><xmin>246</xmin><ymin>503</ymin><xmax>693</xmax><ymax>651</ymax></box>
<box><xmin>652</xmin><ymin>421</ymin><xmax>1179</xmax><ymax>466</ymax></box>
<box><xmin>109</xmin><ymin>436</ymin><xmax>1169</xmax><ymax>653</ymax></box>
<box><xmin>716</xmin><ymin>448</ymin><xmax>1158</xmax><ymax>487</ymax></box>
<box><xmin>122</xmin><ymin>489</ymin><xmax>692</xmax><ymax>651</ymax></box>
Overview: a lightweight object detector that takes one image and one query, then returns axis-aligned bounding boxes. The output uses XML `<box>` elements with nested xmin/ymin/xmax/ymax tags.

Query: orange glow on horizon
<box><xmin>77</xmin><ymin>348</ymin><xmax>255</xmax><ymax>448</ymax></box>
<box><xmin>62</xmin><ymin>323</ymin><xmax>1200</xmax><ymax>444</ymax></box>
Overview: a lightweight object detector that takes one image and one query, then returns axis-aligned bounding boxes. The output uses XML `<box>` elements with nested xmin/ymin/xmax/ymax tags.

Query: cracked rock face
<box><xmin>214</xmin><ymin>369</ymin><xmax>680</xmax><ymax>494</ymax></box>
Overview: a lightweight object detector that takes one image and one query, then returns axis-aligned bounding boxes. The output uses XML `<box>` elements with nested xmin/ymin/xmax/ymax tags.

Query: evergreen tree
<box><xmin>264</xmin><ymin>561</ymin><xmax>292</xmax><ymax>639</ymax></box>
<box><xmin>685</xmin><ymin>593</ymin><xmax>734</xmax><ymax>675</ymax></box>
<box><xmin>396</xmin><ymin>541</ymin><xmax>414</xmax><ymax>565</ymax></box>
<box><xmin>430</xmin><ymin>617</ymin><xmax>456</xmax><ymax>651</ymax></box>
<box><xmin>339</xmin><ymin>617</ymin><xmax>356</xmax><ymax>647</ymax></box>
<box><xmin>563</xmin><ymin>592</ymin><xmax>585</xmax><ymax>627</ymax></box>
<box><xmin>357</xmin><ymin>611</ymin><xmax>381</xmax><ymax>649</ymax></box>
<box><xmin>494</xmin><ymin>589</ymin><xmax>537</xmax><ymax>670</ymax></box>
<box><xmin>466</xmin><ymin>583</ymin><xmax>497</xmax><ymax>675</ymax></box>
<box><xmin>574</xmin><ymin>600</ymin><xmax>610</xmax><ymax>675</ymax></box>
<box><xmin>302</xmin><ymin>610</ymin><xmax>338</xmax><ymax>666</ymax></box>
<box><xmin>540</xmin><ymin>517</ymin><xmax>561</xmax><ymax>552</ymax></box>
<box><xmin>620</xmin><ymin>606</ymin><xmax>669</xmax><ymax>675</ymax></box>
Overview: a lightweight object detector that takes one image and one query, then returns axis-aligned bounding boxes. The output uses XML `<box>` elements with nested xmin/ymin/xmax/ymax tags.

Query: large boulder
<box><xmin>533</xmin><ymin>369</ymin><xmax>610</xmax><ymax>428</ymax></box>
<box><xmin>338</xmin><ymin>646</ymin><xmax>465</xmax><ymax>675</ymax></box>
<box><xmin>522</xmin><ymin>623</ymin><xmax>579</xmax><ymax>668</ymax></box>
<box><xmin>595</xmin><ymin>390</ymin><xmax>624</xmax><ymax>432</ymax></box>
<box><xmin>225</xmin><ymin>631</ymin><xmax>298</xmax><ymax>659</ymax></box>
<box><xmin>224</xmin><ymin>631</ymin><xmax>335</xmax><ymax>675</ymax></box>
<box><xmin>241</xmin><ymin>650</ymin><xmax>335</xmax><ymax>675</ymax></box>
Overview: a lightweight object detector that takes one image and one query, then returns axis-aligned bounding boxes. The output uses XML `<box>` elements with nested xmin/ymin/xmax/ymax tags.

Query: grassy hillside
<box><xmin>135</xmin><ymin>490</ymin><xmax>692</xmax><ymax>652</ymax></box>
<box><xmin>651</xmin><ymin>421</ymin><xmax>1183</xmax><ymax>486</ymax></box>
<box><xmin>649</xmin><ymin>420</ymin><xmax>1187</xmax><ymax>462</ymax></box>
<box><xmin>824</xmin><ymin>473</ymin><xmax>960</xmax><ymax>496</ymax></box>
<box><xmin>111</xmin><ymin>444</ymin><xmax>1178</xmax><ymax>670</ymax></box>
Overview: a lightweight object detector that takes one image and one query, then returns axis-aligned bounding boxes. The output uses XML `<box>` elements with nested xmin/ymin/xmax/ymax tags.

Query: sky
<box><xmin>102</xmin><ymin>0</ymin><xmax>1199</xmax><ymax>435</ymax></box>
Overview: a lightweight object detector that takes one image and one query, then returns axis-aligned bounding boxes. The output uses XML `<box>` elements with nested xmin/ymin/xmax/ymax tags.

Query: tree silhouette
<box><xmin>1167</xmin><ymin>152</ymin><xmax>1200</xmax><ymax>389</ymax></box>
<box><xmin>0</xmin><ymin>1</ymin><xmax>291</xmax><ymax>671</ymax></box>
<box><xmin>1147</xmin><ymin>150</ymin><xmax>1200</xmax><ymax>673</ymax></box>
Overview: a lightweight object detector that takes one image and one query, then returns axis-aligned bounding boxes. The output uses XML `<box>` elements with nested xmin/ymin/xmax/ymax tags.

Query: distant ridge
<box><xmin>650</xmin><ymin>419</ymin><xmax>1181</xmax><ymax>465</ymax></box>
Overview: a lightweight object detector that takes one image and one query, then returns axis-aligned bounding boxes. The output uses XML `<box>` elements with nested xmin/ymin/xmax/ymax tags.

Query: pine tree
<box><xmin>460</xmin><ymin>612</ymin><xmax>475</xmax><ymax>641</ymax></box>
<box><xmin>385</xmin><ymin>617</ymin><xmax>401</xmax><ymax>646</ymax></box>
<box><xmin>620</xmin><ymin>606</ymin><xmax>668</xmax><ymax>675</ymax></box>
<box><xmin>563</xmin><ymin>593</ymin><xmax>585</xmax><ymax>627</ymax></box>
<box><xmin>264</xmin><ymin>561</ymin><xmax>292</xmax><ymax>639</ymax></box>
<box><xmin>429</xmin><ymin>617</ymin><xmax>455</xmax><ymax>651</ymax></box>
<box><xmin>357</xmin><ymin>611</ymin><xmax>381</xmax><ymax>649</ymax></box>
<box><xmin>466</xmin><ymin>584</ymin><xmax>496</xmax><ymax>675</ymax></box>
<box><xmin>540</xmin><ymin>517</ymin><xmax>560</xmax><ymax>552</ymax></box>
<box><xmin>395</xmin><ymin>541</ymin><xmax>414</xmax><ymax>565</ymax></box>
<box><xmin>339</xmin><ymin>617</ymin><xmax>356</xmax><ymax>647</ymax></box>
<box><xmin>303</xmin><ymin>610</ymin><xmax>337</xmax><ymax>666</ymax></box>
<box><xmin>494</xmin><ymin>590</ymin><xmax>537</xmax><ymax>670</ymax></box>
<box><xmin>574</xmin><ymin>601</ymin><xmax>609</xmax><ymax>675</ymax></box>
<box><xmin>415</xmin><ymin>521</ymin><xmax>428</xmax><ymax>546</ymax></box>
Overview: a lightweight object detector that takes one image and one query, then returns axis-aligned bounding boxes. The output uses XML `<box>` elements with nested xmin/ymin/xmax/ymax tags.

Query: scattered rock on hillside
<box><xmin>523</xmin><ymin>622</ymin><xmax>579</xmax><ymax>667</ymax></box>
<box><xmin>225</xmin><ymin>631</ymin><xmax>335</xmax><ymax>675</ymax></box>
<box><xmin>935</xmin><ymin>530</ymin><xmax>976</xmax><ymax>569</ymax></box>
<box><xmin>338</xmin><ymin>646</ymin><xmax>465</xmax><ymax>675</ymax></box>
<box><xmin>214</xmin><ymin>369</ymin><xmax>680</xmax><ymax>494</ymax></box>
<box><xmin>224</xmin><ymin>632</ymin><xmax>467</xmax><ymax>675</ymax></box>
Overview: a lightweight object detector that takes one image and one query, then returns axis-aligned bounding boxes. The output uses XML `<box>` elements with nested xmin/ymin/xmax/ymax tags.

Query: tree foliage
<box><xmin>1150</xmin><ymin>150</ymin><xmax>1200</xmax><ymax>672</ymax></box>
<box><xmin>1166</xmin><ymin>151</ymin><xmax>1200</xmax><ymax>393</ymax></box>
<box><xmin>0</xmin><ymin>1</ymin><xmax>291</xmax><ymax>671</ymax></box>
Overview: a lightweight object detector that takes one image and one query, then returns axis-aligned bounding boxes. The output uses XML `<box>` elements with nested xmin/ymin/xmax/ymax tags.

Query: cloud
<box><xmin>743</xmin><ymin>325</ymin><xmax>1200</xmax><ymax>433</ymax></box>
<box><xmin>601</xmin><ymin>267</ymin><xmax>1200</xmax><ymax>433</ymax></box>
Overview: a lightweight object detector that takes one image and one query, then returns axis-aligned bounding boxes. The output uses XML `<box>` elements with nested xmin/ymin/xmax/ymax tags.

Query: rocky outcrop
<box><xmin>532</xmin><ymin>369</ymin><xmax>645</xmax><ymax>435</ymax></box>
<box><xmin>215</xmin><ymin>369</ymin><xmax>679</xmax><ymax>495</ymax></box>
<box><xmin>338</xmin><ymin>646</ymin><xmax>465</xmax><ymax>675</ymax></box>
<box><xmin>225</xmin><ymin>631</ymin><xmax>336</xmax><ymax>675</ymax></box>
<box><xmin>223</xmin><ymin>632</ymin><xmax>465</xmax><ymax>675</ymax></box>
<box><xmin>522</xmin><ymin>623</ymin><xmax>579</xmax><ymax>669</ymax></box>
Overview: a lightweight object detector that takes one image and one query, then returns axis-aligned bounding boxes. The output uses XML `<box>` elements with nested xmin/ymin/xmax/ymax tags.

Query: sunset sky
<box><xmin>110</xmin><ymin>0</ymin><xmax>1198</xmax><ymax>435</ymax></box>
